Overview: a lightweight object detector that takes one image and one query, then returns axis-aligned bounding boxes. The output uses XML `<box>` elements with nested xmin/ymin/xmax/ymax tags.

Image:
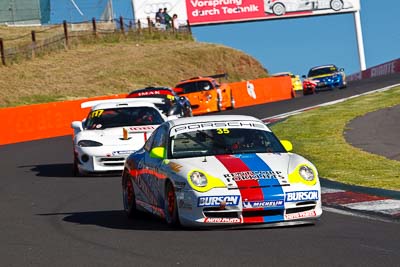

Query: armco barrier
<box><xmin>0</xmin><ymin>77</ymin><xmax>293</xmax><ymax>145</ymax></box>
<box><xmin>230</xmin><ymin>76</ymin><xmax>293</xmax><ymax>107</ymax></box>
<box><xmin>0</xmin><ymin>94</ymin><xmax>127</xmax><ymax>145</ymax></box>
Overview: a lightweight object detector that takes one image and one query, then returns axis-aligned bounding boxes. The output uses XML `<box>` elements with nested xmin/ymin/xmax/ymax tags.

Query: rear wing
<box><xmin>81</xmin><ymin>98</ymin><xmax>165</xmax><ymax>109</ymax></box>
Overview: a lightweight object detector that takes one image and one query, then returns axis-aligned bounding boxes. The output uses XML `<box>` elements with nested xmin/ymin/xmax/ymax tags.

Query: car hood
<box><xmin>75</xmin><ymin>125</ymin><xmax>158</xmax><ymax>147</ymax></box>
<box><xmin>308</xmin><ymin>73</ymin><xmax>339</xmax><ymax>81</ymax></box>
<box><xmin>169</xmin><ymin>153</ymin><xmax>317</xmax><ymax>191</ymax></box>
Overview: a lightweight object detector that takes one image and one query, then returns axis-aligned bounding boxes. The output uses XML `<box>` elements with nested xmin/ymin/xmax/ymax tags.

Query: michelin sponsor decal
<box><xmin>285</xmin><ymin>191</ymin><xmax>319</xmax><ymax>202</ymax></box>
<box><xmin>198</xmin><ymin>195</ymin><xmax>240</xmax><ymax>207</ymax></box>
<box><xmin>243</xmin><ymin>200</ymin><xmax>284</xmax><ymax>209</ymax></box>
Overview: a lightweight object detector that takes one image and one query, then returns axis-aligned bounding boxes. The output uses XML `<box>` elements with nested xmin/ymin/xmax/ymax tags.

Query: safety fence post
<box><xmin>31</xmin><ymin>30</ymin><xmax>36</xmax><ymax>59</ymax></box>
<box><xmin>92</xmin><ymin>17</ymin><xmax>97</xmax><ymax>37</ymax></box>
<box><xmin>63</xmin><ymin>20</ymin><xmax>69</xmax><ymax>49</ymax></box>
<box><xmin>0</xmin><ymin>38</ymin><xmax>5</xmax><ymax>66</ymax></box>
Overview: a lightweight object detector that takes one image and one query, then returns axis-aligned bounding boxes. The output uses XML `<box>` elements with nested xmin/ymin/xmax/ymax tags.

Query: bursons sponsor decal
<box><xmin>198</xmin><ymin>195</ymin><xmax>240</xmax><ymax>207</ymax></box>
<box><xmin>285</xmin><ymin>191</ymin><xmax>319</xmax><ymax>202</ymax></box>
<box><xmin>224</xmin><ymin>170</ymin><xmax>285</xmax><ymax>181</ymax></box>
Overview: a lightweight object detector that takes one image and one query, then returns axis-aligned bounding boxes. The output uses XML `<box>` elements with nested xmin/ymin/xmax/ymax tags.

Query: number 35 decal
<box><xmin>216</xmin><ymin>128</ymin><xmax>230</xmax><ymax>134</ymax></box>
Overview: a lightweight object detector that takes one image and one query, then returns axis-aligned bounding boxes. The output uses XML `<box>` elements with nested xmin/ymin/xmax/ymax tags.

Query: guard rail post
<box><xmin>92</xmin><ymin>17</ymin><xmax>97</xmax><ymax>37</ymax></box>
<box><xmin>119</xmin><ymin>16</ymin><xmax>125</xmax><ymax>35</ymax></box>
<box><xmin>31</xmin><ymin>30</ymin><xmax>36</xmax><ymax>59</ymax></box>
<box><xmin>187</xmin><ymin>20</ymin><xmax>192</xmax><ymax>35</ymax></box>
<box><xmin>0</xmin><ymin>38</ymin><xmax>5</xmax><ymax>66</ymax></box>
<box><xmin>137</xmin><ymin>19</ymin><xmax>141</xmax><ymax>34</ymax></box>
<box><xmin>147</xmin><ymin>17</ymin><xmax>152</xmax><ymax>33</ymax></box>
<box><xmin>63</xmin><ymin>20</ymin><xmax>69</xmax><ymax>49</ymax></box>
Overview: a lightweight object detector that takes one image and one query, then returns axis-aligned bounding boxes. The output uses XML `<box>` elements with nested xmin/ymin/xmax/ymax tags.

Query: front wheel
<box><xmin>165</xmin><ymin>181</ymin><xmax>180</xmax><ymax>226</ymax></box>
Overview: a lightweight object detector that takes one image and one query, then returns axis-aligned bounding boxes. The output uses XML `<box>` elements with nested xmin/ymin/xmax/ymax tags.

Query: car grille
<box><xmin>242</xmin><ymin>209</ymin><xmax>283</xmax><ymax>217</ymax></box>
<box><xmin>203</xmin><ymin>208</ymin><xmax>240</xmax><ymax>218</ymax></box>
<box><xmin>97</xmin><ymin>157</ymin><xmax>126</xmax><ymax>166</ymax></box>
<box><xmin>286</xmin><ymin>203</ymin><xmax>316</xmax><ymax>214</ymax></box>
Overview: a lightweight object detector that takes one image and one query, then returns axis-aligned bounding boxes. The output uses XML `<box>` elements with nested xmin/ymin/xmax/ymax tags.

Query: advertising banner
<box><xmin>132</xmin><ymin>0</ymin><xmax>360</xmax><ymax>26</ymax></box>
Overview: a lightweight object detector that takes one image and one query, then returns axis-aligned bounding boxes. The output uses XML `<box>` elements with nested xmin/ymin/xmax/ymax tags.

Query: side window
<box><xmin>144</xmin><ymin>124</ymin><xmax>168</xmax><ymax>152</ymax></box>
<box><xmin>177</xmin><ymin>83</ymin><xmax>197</xmax><ymax>94</ymax></box>
<box><xmin>197</xmin><ymin>81</ymin><xmax>213</xmax><ymax>91</ymax></box>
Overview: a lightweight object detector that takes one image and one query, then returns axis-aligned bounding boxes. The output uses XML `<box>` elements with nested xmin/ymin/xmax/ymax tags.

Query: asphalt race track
<box><xmin>1</xmin><ymin>74</ymin><xmax>400</xmax><ymax>267</ymax></box>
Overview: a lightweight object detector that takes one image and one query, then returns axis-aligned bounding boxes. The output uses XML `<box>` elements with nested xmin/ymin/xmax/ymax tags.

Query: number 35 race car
<box><xmin>122</xmin><ymin>115</ymin><xmax>322</xmax><ymax>228</ymax></box>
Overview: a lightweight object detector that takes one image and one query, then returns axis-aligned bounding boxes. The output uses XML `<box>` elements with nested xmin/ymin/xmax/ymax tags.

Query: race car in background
<box><xmin>122</xmin><ymin>115</ymin><xmax>322</xmax><ymax>227</ymax></box>
<box><xmin>173</xmin><ymin>74</ymin><xmax>235</xmax><ymax>115</ymax></box>
<box><xmin>71</xmin><ymin>98</ymin><xmax>170</xmax><ymax>176</ymax></box>
<box><xmin>272</xmin><ymin>72</ymin><xmax>303</xmax><ymax>94</ymax></box>
<box><xmin>264</xmin><ymin>0</ymin><xmax>354</xmax><ymax>16</ymax></box>
<box><xmin>302</xmin><ymin>64</ymin><xmax>347</xmax><ymax>95</ymax></box>
<box><xmin>127</xmin><ymin>87</ymin><xmax>193</xmax><ymax>117</ymax></box>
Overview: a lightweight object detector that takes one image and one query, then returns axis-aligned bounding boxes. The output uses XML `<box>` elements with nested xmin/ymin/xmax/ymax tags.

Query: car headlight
<box><xmin>299</xmin><ymin>165</ymin><xmax>315</xmax><ymax>181</ymax></box>
<box><xmin>189</xmin><ymin>171</ymin><xmax>207</xmax><ymax>187</ymax></box>
<box><xmin>78</xmin><ymin>140</ymin><xmax>103</xmax><ymax>147</ymax></box>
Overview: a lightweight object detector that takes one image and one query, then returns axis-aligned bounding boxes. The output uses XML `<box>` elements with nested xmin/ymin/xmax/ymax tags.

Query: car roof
<box><xmin>129</xmin><ymin>86</ymin><xmax>173</xmax><ymax>94</ymax></box>
<box><xmin>271</xmin><ymin>72</ymin><xmax>292</xmax><ymax>76</ymax></box>
<box><xmin>167</xmin><ymin>114</ymin><xmax>267</xmax><ymax>127</ymax></box>
<box><xmin>81</xmin><ymin>98</ymin><xmax>164</xmax><ymax>110</ymax></box>
<box><xmin>310</xmin><ymin>64</ymin><xmax>337</xmax><ymax>70</ymax></box>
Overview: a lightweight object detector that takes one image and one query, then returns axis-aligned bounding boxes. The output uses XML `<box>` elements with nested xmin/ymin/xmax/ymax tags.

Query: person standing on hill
<box><xmin>163</xmin><ymin>8</ymin><xmax>172</xmax><ymax>29</ymax></box>
<box><xmin>172</xmin><ymin>14</ymin><xmax>179</xmax><ymax>31</ymax></box>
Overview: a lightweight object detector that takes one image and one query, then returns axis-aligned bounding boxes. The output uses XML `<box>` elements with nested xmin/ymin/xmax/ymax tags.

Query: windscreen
<box><xmin>308</xmin><ymin>66</ymin><xmax>337</xmax><ymax>77</ymax></box>
<box><xmin>85</xmin><ymin>106</ymin><xmax>164</xmax><ymax>130</ymax></box>
<box><xmin>170</xmin><ymin>128</ymin><xmax>286</xmax><ymax>158</ymax></box>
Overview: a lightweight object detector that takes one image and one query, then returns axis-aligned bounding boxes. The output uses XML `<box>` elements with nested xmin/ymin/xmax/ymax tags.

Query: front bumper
<box><xmin>74</xmin><ymin>146</ymin><xmax>134</xmax><ymax>173</ymax></box>
<box><xmin>176</xmin><ymin>187</ymin><xmax>322</xmax><ymax>227</ymax></box>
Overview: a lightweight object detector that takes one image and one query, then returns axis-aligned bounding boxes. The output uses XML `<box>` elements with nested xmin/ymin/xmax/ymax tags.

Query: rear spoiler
<box><xmin>207</xmin><ymin>73</ymin><xmax>228</xmax><ymax>79</ymax></box>
<box><xmin>81</xmin><ymin>98</ymin><xmax>165</xmax><ymax>109</ymax></box>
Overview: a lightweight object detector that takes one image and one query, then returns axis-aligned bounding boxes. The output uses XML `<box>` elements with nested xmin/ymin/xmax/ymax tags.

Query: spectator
<box><xmin>172</xmin><ymin>14</ymin><xmax>179</xmax><ymax>31</ymax></box>
<box><xmin>155</xmin><ymin>8</ymin><xmax>163</xmax><ymax>22</ymax></box>
<box><xmin>163</xmin><ymin>8</ymin><xmax>172</xmax><ymax>29</ymax></box>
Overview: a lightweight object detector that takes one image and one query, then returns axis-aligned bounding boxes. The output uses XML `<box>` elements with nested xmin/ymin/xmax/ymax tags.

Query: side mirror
<box><xmin>280</xmin><ymin>140</ymin><xmax>293</xmax><ymax>152</ymax></box>
<box><xmin>339</xmin><ymin>68</ymin><xmax>344</xmax><ymax>71</ymax></box>
<box><xmin>71</xmin><ymin>121</ymin><xmax>83</xmax><ymax>130</ymax></box>
<box><xmin>302</xmin><ymin>75</ymin><xmax>306</xmax><ymax>79</ymax></box>
<box><xmin>150</xmin><ymin>147</ymin><xmax>165</xmax><ymax>159</ymax></box>
<box><xmin>71</xmin><ymin>121</ymin><xmax>83</xmax><ymax>135</ymax></box>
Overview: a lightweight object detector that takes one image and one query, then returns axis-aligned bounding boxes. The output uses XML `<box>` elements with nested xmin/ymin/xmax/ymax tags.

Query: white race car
<box><xmin>122</xmin><ymin>115</ymin><xmax>322</xmax><ymax>228</ymax></box>
<box><xmin>71</xmin><ymin>98</ymin><xmax>173</xmax><ymax>176</ymax></box>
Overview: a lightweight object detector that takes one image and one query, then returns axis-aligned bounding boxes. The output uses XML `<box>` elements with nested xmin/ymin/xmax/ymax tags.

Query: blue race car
<box><xmin>302</xmin><ymin>64</ymin><xmax>347</xmax><ymax>93</ymax></box>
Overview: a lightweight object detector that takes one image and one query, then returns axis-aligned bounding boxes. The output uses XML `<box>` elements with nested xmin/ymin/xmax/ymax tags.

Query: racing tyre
<box><xmin>123</xmin><ymin>172</ymin><xmax>137</xmax><ymax>218</ymax></box>
<box><xmin>165</xmin><ymin>181</ymin><xmax>180</xmax><ymax>227</ymax></box>
<box><xmin>272</xmin><ymin>3</ymin><xmax>286</xmax><ymax>16</ymax></box>
<box><xmin>73</xmin><ymin>155</ymin><xmax>81</xmax><ymax>177</ymax></box>
<box><xmin>330</xmin><ymin>0</ymin><xmax>343</xmax><ymax>11</ymax></box>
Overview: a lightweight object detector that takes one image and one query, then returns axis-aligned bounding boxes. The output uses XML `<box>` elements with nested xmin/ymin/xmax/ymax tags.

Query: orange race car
<box><xmin>173</xmin><ymin>74</ymin><xmax>235</xmax><ymax>115</ymax></box>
